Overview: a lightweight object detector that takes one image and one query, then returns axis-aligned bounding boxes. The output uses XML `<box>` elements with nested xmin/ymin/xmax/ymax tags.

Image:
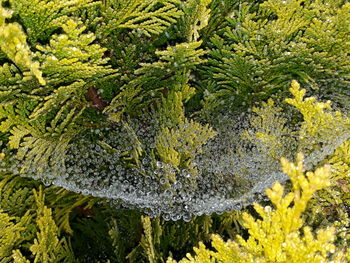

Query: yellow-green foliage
<box><xmin>0</xmin><ymin>0</ymin><xmax>349</xmax><ymax>262</ymax></box>
<box><xmin>303</xmin><ymin>138</ymin><xmax>350</xmax><ymax>249</ymax></box>
<box><xmin>34</xmin><ymin>19</ymin><xmax>114</xmax><ymax>115</ymax></box>
<box><xmin>0</xmin><ymin>186</ymin><xmax>76</xmax><ymax>262</ymax></box>
<box><xmin>140</xmin><ymin>216</ymin><xmax>158</xmax><ymax>263</ymax></box>
<box><xmin>242</xmin><ymin>80</ymin><xmax>350</xmax><ymax>169</ymax></box>
<box><xmin>0</xmin><ymin>172</ymin><xmax>97</xmax><ymax>233</ymax></box>
<box><xmin>156</xmin><ymin>119</ymin><xmax>216</xmax><ymax>170</ymax></box>
<box><xmin>329</xmin><ymin>140</ymin><xmax>350</xmax><ymax>183</ymax></box>
<box><xmin>242</xmin><ymin>98</ymin><xmax>294</xmax><ymax>161</ymax></box>
<box><xmin>0</xmin><ymin>0</ymin><xmax>117</xmax><ymax>175</ymax></box>
<box><xmin>121</xmin><ymin>213</ymin><xmax>219</xmax><ymax>263</ymax></box>
<box><xmin>0</xmin><ymin>172</ymin><xmax>98</xmax><ymax>262</ymax></box>
<box><xmin>8</xmin><ymin>107</ymin><xmax>84</xmax><ymax>173</ymax></box>
<box><xmin>155</xmin><ymin>91</ymin><xmax>216</xmax><ymax>181</ymax></box>
<box><xmin>0</xmin><ymin>4</ymin><xmax>45</xmax><ymax>85</ymax></box>
<box><xmin>233</xmin><ymin>79</ymin><xmax>350</xmax><ymax>246</ymax></box>
<box><xmin>285</xmin><ymin>80</ymin><xmax>350</xmax><ymax>140</ymax></box>
<box><xmin>169</xmin><ymin>154</ymin><xmax>349</xmax><ymax>263</ymax></box>
<box><xmin>127</xmin><ymin>40</ymin><xmax>207</xmax><ymax>92</ymax></box>
<box><xmin>177</xmin><ymin>0</ymin><xmax>212</xmax><ymax>42</ymax></box>
<box><xmin>98</xmin><ymin>0</ymin><xmax>183</xmax><ymax>38</ymax></box>
<box><xmin>154</xmin><ymin>41</ymin><xmax>207</xmax><ymax>73</ymax></box>
<box><xmin>239</xmin><ymin>80</ymin><xmax>350</xmax><ymax>255</ymax></box>
<box><xmin>0</xmin><ymin>210</ymin><xmax>31</xmax><ymax>263</ymax></box>
<box><xmin>12</xmin><ymin>250</ymin><xmax>30</xmax><ymax>263</ymax></box>
<box><xmin>9</xmin><ymin>0</ymin><xmax>97</xmax><ymax>43</ymax></box>
<box><xmin>27</xmin><ymin>188</ymin><xmax>75</xmax><ymax>263</ymax></box>
<box><xmin>157</xmin><ymin>91</ymin><xmax>186</xmax><ymax>127</ymax></box>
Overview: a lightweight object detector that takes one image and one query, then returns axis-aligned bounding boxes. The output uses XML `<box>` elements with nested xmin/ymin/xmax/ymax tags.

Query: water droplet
<box><xmin>156</xmin><ymin>161</ymin><xmax>164</xmax><ymax>168</ymax></box>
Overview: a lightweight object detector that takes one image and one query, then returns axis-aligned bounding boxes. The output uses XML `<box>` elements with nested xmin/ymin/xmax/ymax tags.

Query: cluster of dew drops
<box><xmin>2</xmin><ymin>104</ymin><xmax>350</xmax><ymax>221</ymax></box>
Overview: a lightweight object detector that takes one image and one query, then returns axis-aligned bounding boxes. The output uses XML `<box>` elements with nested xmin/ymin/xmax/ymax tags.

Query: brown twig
<box><xmin>86</xmin><ymin>86</ymin><xmax>109</xmax><ymax>111</ymax></box>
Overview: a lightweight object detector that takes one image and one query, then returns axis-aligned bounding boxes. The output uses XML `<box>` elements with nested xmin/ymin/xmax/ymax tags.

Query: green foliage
<box><xmin>0</xmin><ymin>0</ymin><xmax>116</xmax><ymax>173</ymax></box>
<box><xmin>0</xmin><ymin>0</ymin><xmax>349</xmax><ymax>262</ymax></box>
<box><xmin>98</xmin><ymin>206</ymin><xmax>244</xmax><ymax>263</ymax></box>
<box><xmin>202</xmin><ymin>0</ymin><xmax>350</xmax><ymax>112</ymax></box>
<box><xmin>201</xmin><ymin>0</ymin><xmax>239</xmax><ymax>43</ymax></box>
<box><xmin>44</xmin><ymin>186</ymin><xmax>99</xmax><ymax>235</ymax></box>
<box><xmin>124</xmin><ymin>214</ymin><xmax>222</xmax><ymax>263</ymax></box>
<box><xmin>98</xmin><ymin>0</ymin><xmax>183</xmax><ymax>38</ymax></box>
<box><xmin>104</xmin><ymin>40</ymin><xmax>206</xmax><ymax>119</ymax></box>
<box><xmin>100</xmin><ymin>1</ymin><xmax>216</xmax><ymax>187</ymax></box>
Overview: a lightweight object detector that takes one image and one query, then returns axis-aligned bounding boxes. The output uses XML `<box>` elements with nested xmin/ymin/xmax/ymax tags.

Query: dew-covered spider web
<box><xmin>1</xmin><ymin>87</ymin><xmax>350</xmax><ymax>221</ymax></box>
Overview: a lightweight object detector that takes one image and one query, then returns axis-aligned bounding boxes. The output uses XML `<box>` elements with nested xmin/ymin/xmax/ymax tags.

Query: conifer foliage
<box><xmin>169</xmin><ymin>154</ymin><xmax>350</xmax><ymax>263</ymax></box>
<box><xmin>0</xmin><ymin>0</ymin><xmax>349</xmax><ymax>262</ymax></box>
<box><xmin>201</xmin><ymin>0</ymin><xmax>350</xmax><ymax>112</ymax></box>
